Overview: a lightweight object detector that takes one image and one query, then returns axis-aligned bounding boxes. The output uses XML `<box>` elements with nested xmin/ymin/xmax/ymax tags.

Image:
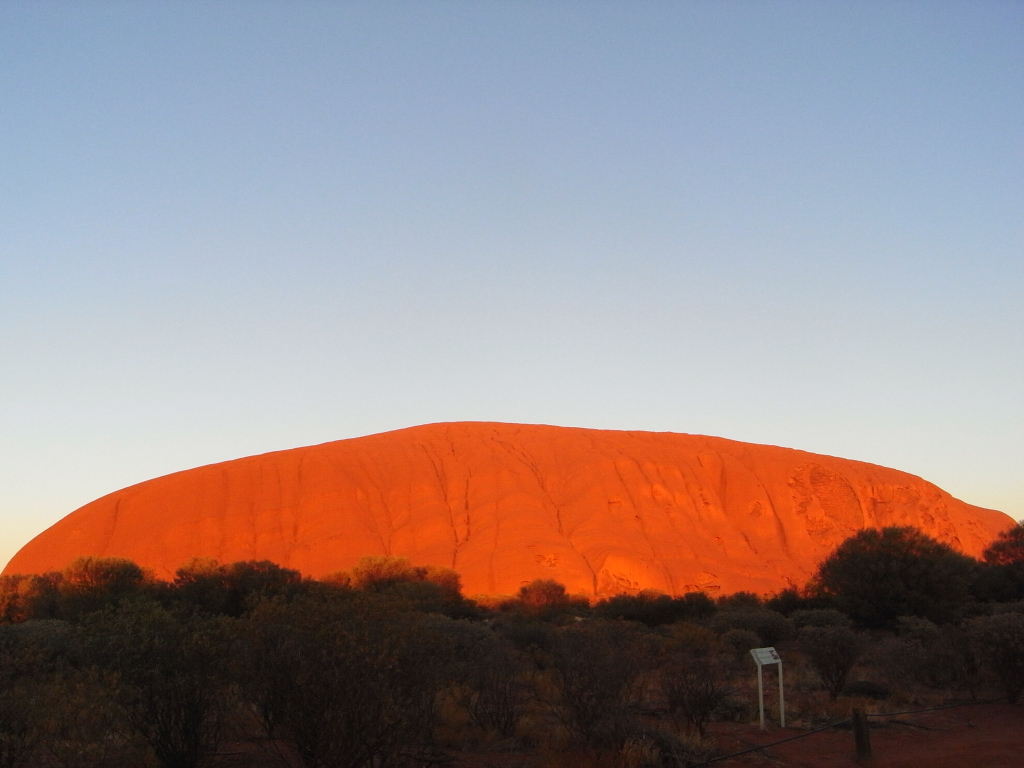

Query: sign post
<box><xmin>750</xmin><ymin>646</ymin><xmax>785</xmax><ymax>730</ymax></box>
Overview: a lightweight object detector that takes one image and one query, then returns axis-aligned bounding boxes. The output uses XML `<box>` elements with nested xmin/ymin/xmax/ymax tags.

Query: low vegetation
<box><xmin>0</xmin><ymin>522</ymin><xmax>1022</xmax><ymax>767</ymax></box>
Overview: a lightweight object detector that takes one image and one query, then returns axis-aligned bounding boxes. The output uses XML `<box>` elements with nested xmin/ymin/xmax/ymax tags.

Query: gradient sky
<box><xmin>2</xmin><ymin>2</ymin><xmax>1022</xmax><ymax>570</ymax></box>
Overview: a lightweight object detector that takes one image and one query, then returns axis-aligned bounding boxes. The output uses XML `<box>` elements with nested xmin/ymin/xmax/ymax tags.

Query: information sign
<box><xmin>749</xmin><ymin>647</ymin><xmax>785</xmax><ymax>729</ymax></box>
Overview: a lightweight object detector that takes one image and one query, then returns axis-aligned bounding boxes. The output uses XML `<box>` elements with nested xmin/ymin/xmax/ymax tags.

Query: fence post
<box><xmin>852</xmin><ymin>707</ymin><xmax>873</xmax><ymax>763</ymax></box>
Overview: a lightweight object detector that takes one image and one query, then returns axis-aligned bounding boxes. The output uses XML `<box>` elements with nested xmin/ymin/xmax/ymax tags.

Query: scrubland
<box><xmin>1</xmin><ymin>524</ymin><xmax>1022</xmax><ymax>768</ymax></box>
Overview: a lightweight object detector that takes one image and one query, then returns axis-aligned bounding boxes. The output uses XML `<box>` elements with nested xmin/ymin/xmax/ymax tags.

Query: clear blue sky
<box><xmin>2</xmin><ymin>2</ymin><xmax>1021</xmax><ymax>570</ymax></box>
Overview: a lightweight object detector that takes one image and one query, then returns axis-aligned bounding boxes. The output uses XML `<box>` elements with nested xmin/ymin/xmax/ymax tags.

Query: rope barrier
<box><xmin>866</xmin><ymin>696</ymin><xmax>1006</xmax><ymax>718</ymax></box>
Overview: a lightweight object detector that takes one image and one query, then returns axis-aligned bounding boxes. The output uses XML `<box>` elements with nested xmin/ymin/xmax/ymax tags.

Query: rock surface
<box><xmin>4</xmin><ymin>423</ymin><xmax>1013</xmax><ymax>595</ymax></box>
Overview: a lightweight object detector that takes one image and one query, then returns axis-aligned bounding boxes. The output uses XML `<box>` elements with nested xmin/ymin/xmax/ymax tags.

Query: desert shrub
<box><xmin>791</xmin><ymin>609</ymin><xmax>851</xmax><ymax>629</ymax></box>
<box><xmin>716</xmin><ymin>591</ymin><xmax>762</xmax><ymax>610</ymax></box>
<box><xmin>171</xmin><ymin>558</ymin><xmax>303</xmax><ymax>617</ymax></box>
<box><xmin>719</xmin><ymin>628</ymin><xmax>761</xmax><ymax>663</ymax></box>
<box><xmin>622</xmin><ymin>727</ymin><xmax>715</xmax><ymax>768</ymax></box>
<box><xmin>594</xmin><ymin>590</ymin><xmax>715</xmax><ymax>626</ymax></box>
<box><xmin>57</xmin><ymin>558</ymin><xmax>153</xmax><ymax>620</ymax></box>
<box><xmin>323</xmin><ymin>556</ymin><xmax>478</xmax><ymax>619</ymax></box>
<box><xmin>81</xmin><ymin>599</ymin><xmax>234</xmax><ymax>768</ymax></box>
<box><xmin>983</xmin><ymin>522</ymin><xmax>1024</xmax><ymax>566</ymax></box>
<box><xmin>873</xmin><ymin>617</ymin><xmax>980</xmax><ymax>697</ymax></box>
<box><xmin>659</xmin><ymin>652</ymin><xmax>733</xmax><ymax>737</ymax></box>
<box><xmin>505</xmin><ymin>579</ymin><xmax>589</xmax><ymax>622</ymax></box>
<box><xmin>43</xmin><ymin>667</ymin><xmax>153</xmax><ymax>768</ymax></box>
<box><xmin>798</xmin><ymin>625</ymin><xmax>866</xmax><ymax>700</ymax></box>
<box><xmin>896</xmin><ymin>617</ymin><xmax>966</xmax><ymax>690</ymax></box>
<box><xmin>0</xmin><ymin>627</ymin><xmax>52</xmax><ymax>768</ymax></box>
<box><xmin>240</xmin><ymin>592</ymin><xmax>450</xmax><ymax>768</ymax></box>
<box><xmin>992</xmin><ymin>600</ymin><xmax>1024</xmax><ymax>614</ymax></box>
<box><xmin>345</xmin><ymin>555</ymin><xmax>462</xmax><ymax>597</ymax></box>
<box><xmin>764</xmin><ymin>586</ymin><xmax>835</xmax><ymax>616</ymax></box>
<box><xmin>976</xmin><ymin>522</ymin><xmax>1024</xmax><ymax>602</ymax></box>
<box><xmin>968</xmin><ymin>611</ymin><xmax>1024</xmax><ymax>703</ymax></box>
<box><xmin>667</xmin><ymin>623</ymin><xmax>718</xmax><ymax>655</ymax></box>
<box><xmin>457</xmin><ymin>628</ymin><xmax>530</xmax><ymax>737</ymax></box>
<box><xmin>0</xmin><ymin>574</ymin><xmax>62</xmax><ymax>624</ymax></box>
<box><xmin>711</xmin><ymin>609</ymin><xmax>793</xmax><ymax>646</ymax></box>
<box><xmin>813</xmin><ymin>527</ymin><xmax>977</xmax><ymax>628</ymax></box>
<box><xmin>547</xmin><ymin>620</ymin><xmax>653</xmax><ymax>750</ymax></box>
<box><xmin>492</xmin><ymin>614</ymin><xmax>558</xmax><ymax>659</ymax></box>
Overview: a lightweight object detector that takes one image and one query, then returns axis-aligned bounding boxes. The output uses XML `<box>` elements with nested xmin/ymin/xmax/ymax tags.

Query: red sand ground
<box><xmin>709</xmin><ymin>702</ymin><xmax>1024</xmax><ymax>767</ymax></box>
<box><xmin>217</xmin><ymin>703</ymin><xmax>1023</xmax><ymax>767</ymax></box>
<box><xmin>4</xmin><ymin>423</ymin><xmax>1013</xmax><ymax>596</ymax></box>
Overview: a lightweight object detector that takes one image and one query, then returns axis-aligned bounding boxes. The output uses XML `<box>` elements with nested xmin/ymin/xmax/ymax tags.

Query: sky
<box><xmin>1</xmin><ymin>2</ymin><xmax>1021</xmax><ymax>571</ymax></box>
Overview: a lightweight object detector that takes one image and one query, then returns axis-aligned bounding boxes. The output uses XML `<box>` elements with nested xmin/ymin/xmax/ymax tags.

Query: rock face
<box><xmin>4</xmin><ymin>423</ymin><xmax>1013</xmax><ymax>596</ymax></box>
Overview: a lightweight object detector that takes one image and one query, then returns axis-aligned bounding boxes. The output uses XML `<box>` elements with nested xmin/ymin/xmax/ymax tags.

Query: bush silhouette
<box><xmin>506</xmin><ymin>579</ymin><xmax>588</xmax><ymax>622</ymax></box>
<box><xmin>547</xmin><ymin>620</ymin><xmax>652</xmax><ymax>750</ymax></box>
<box><xmin>594</xmin><ymin>590</ymin><xmax>715</xmax><ymax>626</ymax></box>
<box><xmin>977</xmin><ymin>522</ymin><xmax>1024</xmax><ymax>602</ymax></box>
<box><xmin>799</xmin><ymin>625</ymin><xmax>866</xmax><ymax>700</ymax></box>
<box><xmin>241</xmin><ymin>593</ymin><xmax>450</xmax><ymax>768</ymax></box>
<box><xmin>968</xmin><ymin>612</ymin><xmax>1024</xmax><ymax>704</ymax></box>
<box><xmin>813</xmin><ymin>527</ymin><xmax>976</xmax><ymax>628</ymax></box>
<box><xmin>172</xmin><ymin>558</ymin><xmax>302</xmax><ymax>617</ymax></box>
<box><xmin>81</xmin><ymin>599</ymin><xmax>232</xmax><ymax>768</ymax></box>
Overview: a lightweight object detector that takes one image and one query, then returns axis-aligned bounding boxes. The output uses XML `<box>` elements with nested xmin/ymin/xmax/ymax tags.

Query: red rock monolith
<box><xmin>4</xmin><ymin>423</ymin><xmax>1012</xmax><ymax>596</ymax></box>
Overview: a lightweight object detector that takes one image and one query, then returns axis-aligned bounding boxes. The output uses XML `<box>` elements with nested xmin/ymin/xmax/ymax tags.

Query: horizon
<box><xmin>2</xmin><ymin>2</ymin><xmax>1022</xmax><ymax>571</ymax></box>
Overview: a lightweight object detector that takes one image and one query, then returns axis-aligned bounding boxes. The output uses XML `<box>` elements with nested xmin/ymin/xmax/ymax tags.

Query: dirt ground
<box><xmin>708</xmin><ymin>703</ymin><xmax>1024</xmax><ymax>767</ymax></box>
<box><xmin>221</xmin><ymin>703</ymin><xmax>1024</xmax><ymax>767</ymax></box>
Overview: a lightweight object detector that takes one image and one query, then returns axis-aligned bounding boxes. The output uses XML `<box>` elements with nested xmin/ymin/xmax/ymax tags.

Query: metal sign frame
<box><xmin>749</xmin><ymin>646</ymin><xmax>785</xmax><ymax>730</ymax></box>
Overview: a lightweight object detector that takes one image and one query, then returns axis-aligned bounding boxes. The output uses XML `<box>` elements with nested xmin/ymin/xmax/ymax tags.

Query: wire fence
<box><xmin>687</xmin><ymin>696</ymin><xmax>1007</xmax><ymax>767</ymax></box>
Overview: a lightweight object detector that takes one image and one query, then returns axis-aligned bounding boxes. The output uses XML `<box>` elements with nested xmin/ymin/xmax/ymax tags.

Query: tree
<box><xmin>171</xmin><ymin>558</ymin><xmax>302</xmax><ymax>617</ymax></box>
<box><xmin>58</xmin><ymin>557</ymin><xmax>151</xmax><ymax>619</ymax></box>
<box><xmin>983</xmin><ymin>522</ymin><xmax>1024</xmax><ymax>566</ymax></box>
<box><xmin>0</xmin><ymin>574</ymin><xmax>60</xmax><ymax>624</ymax></box>
<box><xmin>813</xmin><ymin>527</ymin><xmax>977</xmax><ymax>628</ymax></box>
<box><xmin>799</xmin><ymin>625</ymin><xmax>866</xmax><ymax>700</ymax></box>
<box><xmin>333</xmin><ymin>556</ymin><xmax>477</xmax><ymax>618</ymax></box>
<box><xmin>977</xmin><ymin>522</ymin><xmax>1024</xmax><ymax>602</ymax></box>
<box><xmin>508</xmin><ymin>579</ymin><xmax>588</xmax><ymax>622</ymax></box>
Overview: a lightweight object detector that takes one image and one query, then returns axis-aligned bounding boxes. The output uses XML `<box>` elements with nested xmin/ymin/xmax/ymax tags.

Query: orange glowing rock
<box><xmin>4</xmin><ymin>423</ymin><xmax>1013</xmax><ymax>596</ymax></box>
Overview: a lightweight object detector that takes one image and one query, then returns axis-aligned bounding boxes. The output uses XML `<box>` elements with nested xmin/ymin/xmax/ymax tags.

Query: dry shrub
<box><xmin>546</xmin><ymin>621</ymin><xmax>653</xmax><ymax>750</ymax></box>
<box><xmin>460</xmin><ymin>631</ymin><xmax>530</xmax><ymax>737</ymax></box>
<box><xmin>969</xmin><ymin>611</ymin><xmax>1024</xmax><ymax>703</ymax></box>
<box><xmin>873</xmin><ymin>616</ymin><xmax>982</xmax><ymax>700</ymax></box>
<box><xmin>711</xmin><ymin>609</ymin><xmax>793</xmax><ymax>646</ymax></box>
<box><xmin>659</xmin><ymin>654</ymin><xmax>734</xmax><ymax>737</ymax></box>
<box><xmin>719</xmin><ymin>628</ymin><xmax>760</xmax><ymax>664</ymax></box>
<box><xmin>798</xmin><ymin>625</ymin><xmax>867</xmax><ymax>700</ymax></box>
<box><xmin>622</xmin><ymin>728</ymin><xmax>715</xmax><ymax>768</ymax></box>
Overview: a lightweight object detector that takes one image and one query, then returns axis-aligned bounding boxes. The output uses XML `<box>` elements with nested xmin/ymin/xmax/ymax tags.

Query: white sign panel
<box><xmin>750</xmin><ymin>647</ymin><xmax>781</xmax><ymax>666</ymax></box>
